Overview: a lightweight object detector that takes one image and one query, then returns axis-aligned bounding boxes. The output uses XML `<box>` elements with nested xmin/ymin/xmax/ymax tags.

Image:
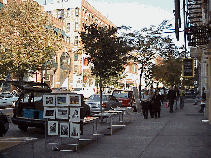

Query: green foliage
<box><xmin>0</xmin><ymin>0</ymin><xmax>63</xmax><ymax>80</ymax></box>
<box><xmin>80</xmin><ymin>23</ymin><xmax>130</xmax><ymax>86</ymax></box>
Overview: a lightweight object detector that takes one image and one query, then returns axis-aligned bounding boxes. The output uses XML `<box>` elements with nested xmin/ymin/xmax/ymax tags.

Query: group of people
<box><xmin>141</xmin><ymin>86</ymin><xmax>186</xmax><ymax>119</ymax></box>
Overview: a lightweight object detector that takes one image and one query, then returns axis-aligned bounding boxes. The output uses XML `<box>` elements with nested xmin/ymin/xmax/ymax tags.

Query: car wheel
<box><xmin>18</xmin><ymin>124</ymin><xmax>28</xmax><ymax>132</ymax></box>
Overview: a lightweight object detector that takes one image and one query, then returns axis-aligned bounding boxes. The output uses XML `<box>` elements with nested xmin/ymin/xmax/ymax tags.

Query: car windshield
<box><xmin>113</xmin><ymin>91</ymin><xmax>128</xmax><ymax>98</ymax></box>
<box><xmin>0</xmin><ymin>93</ymin><xmax>13</xmax><ymax>98</ymax></box>
<box><xmin>89</xmin><ymin>95</ymin><xmax>109</xmax><ymax>101</ymax></box>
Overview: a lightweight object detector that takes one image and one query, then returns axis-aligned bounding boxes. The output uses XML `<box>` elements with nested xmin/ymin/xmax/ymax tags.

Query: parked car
<box><xmin>0</xmin><ymin>92</ymin><xmax>19</xmax><ymax>108</ymax></box>
<box><xmin>85</xmin><ymin>94</ymin><xmax>121</xmax><ymax>113</ymax></box>
<box><xmin>112</xmin><ymin>90</ymin><xmax>134</xmax><ymax>107</ymax></box>
<box><xmin>9</xmin><ymin>81</ymin><xmax>90</xmax><ymax>132</ymax></box>
<box><xmin>0</xmin><ymin>111</ymin><xmax>9</xmax><ymax>137</ymax></box>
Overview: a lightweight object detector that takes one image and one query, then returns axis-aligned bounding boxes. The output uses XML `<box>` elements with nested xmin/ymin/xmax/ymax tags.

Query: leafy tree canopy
<box><xmin>0</xmin><ymin>0</ymin><xmax>63</xmax><ymax>80</ymax></box>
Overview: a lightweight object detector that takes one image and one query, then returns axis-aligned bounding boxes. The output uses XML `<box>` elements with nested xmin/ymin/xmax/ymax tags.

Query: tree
<box><xmin>80</xmin><ymin>23</ymin><xmax>130</xmax><ymax>121</ymax></box>
<box><xmin>0</xmin><ymin>0</ymin><xmax>63</xmax><ymax>80</ymax></box>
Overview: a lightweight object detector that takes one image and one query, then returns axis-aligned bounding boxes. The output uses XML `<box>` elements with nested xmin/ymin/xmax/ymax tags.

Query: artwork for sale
<box><xmin>68</xmin><ymin>95</ymin><xmax>81</xmax><ymax>106</ymax></box>
<box><xmin>56</xmin><ymin>95</ymin><xmax>68</xmax><ymax>106</ymax></box>
<box><xmin>43</xmin><ymin>107</ymin><xmax>56</xmax><ymax>119</ymax></box>
<box><xmin>56</xmin><ymin>108</ymin><xmax>69</xmax><ymax>119</ymax></box>
<box><xmin>48</xmin><ymin>121</ymin><xmax>58</xmax><ymax>135</ymax></box>
<box><xmin>70</xmin><ymin>123</ymin><xmax>80</xmax><ymax>138</ymax></box>
<box><xmin>69</xmin><ymin>108</ymin><xmax>80</xmax><ymax>122</ymax></box>
<box><xmin>43</xmin><ymin>95</ymin><xmax>55</xmax><ymax>106</ymax></box>
<box><xmin>60</xmin><ymin>123</ymin><xmax>69</xmax><ymax>137</ymax></box>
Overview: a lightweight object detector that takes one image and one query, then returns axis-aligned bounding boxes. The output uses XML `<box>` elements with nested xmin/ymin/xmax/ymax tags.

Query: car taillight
<box><xmin>102</xmin><ymin>103</ymin><xmax>106</xmax><ymax>108</ymax></box>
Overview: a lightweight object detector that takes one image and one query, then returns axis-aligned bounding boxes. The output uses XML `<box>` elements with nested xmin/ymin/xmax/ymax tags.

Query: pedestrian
<box><xmin>152</xmin><ymin>90</ymin><xmax>162</xmax><ymax>119</ymax></box>
<box><xmin>179</xmin><ymin>86</ymin><xmax>185</xmax><ymax>109</ymax></box>
<box><xmin>148</xmin><ymin>89</ymin><xmax>154</xmax><ymax>118</ymax></box>
<box><xmin>198</xmin><ymin>89</ymin><xmax>206</xmax><ymax>113</ymax></box>
<box><xmin>141</xmin><ymin>90</ymin><xmax>150</xmax><ymax>119</ymax></box>
<box><xmin>167</xmin><ymin>86</ymin><xmax>176</xmax><ymax>113</ymax></box>
<box><xmin>174</xmin><ymin>87</ymin><xmax>180</xmax><ymax>110</ymax></box>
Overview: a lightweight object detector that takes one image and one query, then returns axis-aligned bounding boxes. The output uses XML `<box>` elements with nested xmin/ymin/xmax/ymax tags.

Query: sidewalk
<box><xmin>1</xmin><ymin>99</ymin><xmax>211</xmax><ymax>158</ymax></box>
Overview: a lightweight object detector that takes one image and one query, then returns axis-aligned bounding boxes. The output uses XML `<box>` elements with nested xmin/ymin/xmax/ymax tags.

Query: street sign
<box><xmin>182</xmin><ymin>58</ymin><xmax>194</xmax><ymax>77</ymax></box>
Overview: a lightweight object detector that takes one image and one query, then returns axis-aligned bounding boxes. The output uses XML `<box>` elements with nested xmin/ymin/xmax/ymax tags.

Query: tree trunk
<box><xmin>100</xmin><ymin>76</ymin><xmax>103</xmax><ymax>123</ymax></box>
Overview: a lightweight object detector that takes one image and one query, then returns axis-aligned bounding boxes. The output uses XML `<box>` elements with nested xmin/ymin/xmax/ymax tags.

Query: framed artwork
<box><xmin>69</xmin><ymin>108</ymin><xmax>80</xmax><ymax>122</ymax></box>
<box><xmin>60</xmin><ymin>123</ymin><xmax>69</xmax><ymax>137</ymax></box>
<box><xmin>70</xmin><ymin>123</ymin><xmax>80</xmax><ymax>138</ymax></box>
<box><xmin>43</xmin><ymin>95</ymin><xmax>55</xmax><ymax>106</ymax></box>
<box><xmin>68</xmin><ymin>95</ymin><xmax>81</xmax><ymax>106</ymax></box>
<box><xmin>48</xmin><ymin>121</ymin><xmax>58</xmax><ymax>135</ymax></box>
<box><xmin>43</xmin><ymin>107</ymin><xmax>56</xmax><ymax>119</ymax></box>
<box><xmin>56</xmin><ymin>95</ymin><xmax>68</xmax><ymax>106</ymax></box>
<box><xmin>56</xmin><ymin>108</ymin><xmax>69</xmax><ymax>119</ymax></box>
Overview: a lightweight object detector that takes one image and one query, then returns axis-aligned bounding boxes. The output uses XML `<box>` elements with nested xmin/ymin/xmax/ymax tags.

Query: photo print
<box><xmin>43</xmin><ymin>95</ymin><xmax>55</xmax><ymax>106</ymax></box>
<box><xmin>70</xmin><ymin>123</ymin><xmax>80</xmax><ymax>138</ymax></box>
<box><xmin>60</xmin><ymin>123</ymin><xmax>69</xmax><ymax>137</ymax></box>
<box><xmin>68</xmin><ymin>95</ymin><xmax>81</xmax><ymax>106</ymax></box>
<box><xmin>56</xmin><ymin>95</ymin><xmax>68</xmax><ymax>106</ymax></box>
<box><xmin>56</xmin><ymin>108</ymin><xmax>69</xmax><ymax>119</ymax></box>
<box><xmin>43</xmin><ymin>107</ymin><xmax>56</xmax><ymax>119</ymax></box>
<box><xmin>48</xmin><ymin>121</ymin><xmax>58</xmax><ymax>135</ymax></box>
<box><xmin>69</xmin><ymin>108</ymin><xmax>80</xmax><ymax>122</ymax></box>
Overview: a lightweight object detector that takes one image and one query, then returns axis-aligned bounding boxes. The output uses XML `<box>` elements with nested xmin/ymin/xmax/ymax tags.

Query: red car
<box><xmin>112</xmin><ymin>90</ymin><xmax>134</xmax><ymax>107</ymax></box>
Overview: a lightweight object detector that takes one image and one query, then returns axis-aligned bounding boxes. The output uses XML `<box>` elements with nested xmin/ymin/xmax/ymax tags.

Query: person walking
<box><xmin>167</xmin><ymin>86</ymin><xmax>176</xmax><ymax>113</ymax></box>
<box><xmin>141</xmin><ymin>90</ymin><xmax>150</xmax><ymax>119</ymax></box>
<box><xmin>179</xmin><ymin>86</ymin><xmax>185</xmax><ymax>109</ymax></box>
<box><xmin>152</xmin><ymin>90</ymin><xmax>162</xmax><ymax>119</ymax></box>
<box><xmin>174</xmin><ymin>87</ymin><xmax>180</xmax><ymax>110</ymax></box>
<box><xmin>148</xmin><ymin>89</ymin><xmax>154</xmax><ymax>118</ymax></box>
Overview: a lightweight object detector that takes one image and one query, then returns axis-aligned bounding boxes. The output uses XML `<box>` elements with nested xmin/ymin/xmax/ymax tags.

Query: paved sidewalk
<box><xmin>1</xmin><ymin>99</ymin><xmax>211</xmax><ymax>158</ymax></box>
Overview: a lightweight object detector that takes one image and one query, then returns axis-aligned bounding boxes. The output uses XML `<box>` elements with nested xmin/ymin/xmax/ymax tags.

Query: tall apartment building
<box><xmin>43</xmin><ymin>0</ymin><xmax>116</xmax><ymax>90</ymax></box>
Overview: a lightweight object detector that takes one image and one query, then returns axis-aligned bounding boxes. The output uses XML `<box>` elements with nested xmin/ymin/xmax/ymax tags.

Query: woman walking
<box><xmin>152</xmin><ymin>90</ymin><xmax>162</xmax><ymax>119</ymax></box>
<box><xmin>141</xmin><ymin>90</ymin><xmax>150</xmax><ymax>119</ymax></box>
<box><xmin>148</xmin><ymin>89</ymin><xmax>154</xmax><ymax>118</ymax></box>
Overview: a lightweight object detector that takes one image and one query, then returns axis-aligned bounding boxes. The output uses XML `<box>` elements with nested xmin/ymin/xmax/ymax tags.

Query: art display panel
<box><xmin>43</xmin><ymin>107</ymin><xmax>56</xmax><ymax>119</ymax></box>
<box><xmin>56</xmin><ymin>108</ymin><xmax>69</xmax><ymax>119</ymax></box>
<box><xmin>68</xmin><ymin>95</ymin><xmax>81</xmax><ymax>106</ymax></box>
<box><xmin>48</xmin><ymin>121</ymin><xmax>58</xmax><ymax>135</ymax></box>
<box><xmin>69</xmin><ymin>108</ymin><xmax>80</xmax><ymax>122</ymax></box>
<box><xmin>60</xmin><ymin>123</ymin><xmax>69</xmax><ymax>137</ymax></box>
<box><xmin>56</xmin><ymin>95</ymin><xmax>68</xmax><ymax>106</ymax></box>
<box><xmin>43</xmin><ymin>95</ymin><xmax>55</xmax><ymax>106</ymax></box>
<box><xmin>70</xmin><ymin>123</ymin><xmax>80</xmax><ymax>138</ymax></box>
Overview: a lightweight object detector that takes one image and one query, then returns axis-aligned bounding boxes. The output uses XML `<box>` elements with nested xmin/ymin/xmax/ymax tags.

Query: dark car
<box><xmin>0</xmin><ymin>111</ymin><xmax>9</xmax><ymax>137</ymax></box>
<box><xmin>8</xmin><ymin>81</ymin><xmax>90</xmax><ymax>132</ymax></box>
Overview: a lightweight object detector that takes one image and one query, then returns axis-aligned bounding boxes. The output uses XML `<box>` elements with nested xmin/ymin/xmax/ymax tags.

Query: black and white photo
<box><xmin>70</xmin><ymin>123</ymin><xmax>80</xmax><ymax>138</ymax></box>
<box><xmin>60</xmin><ymin>123</ymin><xmax>69</xmax><ymax>137</ymax></box>
<box><xmin>69</xmin><ymin>108</ymin><xmax>80</xmax><ymax>122</ymax></box>
<box><xmin>48</xmin><ymin>121</ymin><xmax>58</xmax><ymax>135</ymax></box>
<box><xmin>43</xmin><ymin>95</ymin><xmax>55</xmax><ymax>106</ymax></box>
<box><xmin>43</xmin><ymin>107</ymin><xmax>56</xmax><ymax>119</ymax></box>
<box><xmin>56</xmin><ymin>108</ymin><xmax>69</xmax><ymax>119</ymax></box>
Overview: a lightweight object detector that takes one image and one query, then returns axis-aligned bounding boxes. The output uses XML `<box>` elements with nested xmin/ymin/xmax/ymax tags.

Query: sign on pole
<box><xmin>182</xmin><ymin>58</ymin><xmax>194</xmax><ymax>77</ymax></box>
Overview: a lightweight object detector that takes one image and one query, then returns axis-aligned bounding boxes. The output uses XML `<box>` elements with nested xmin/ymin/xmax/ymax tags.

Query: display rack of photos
<box><xmin>43</xmin><ymin>94</ymin><xmax>81</xmax><ymax>138</ymax></box>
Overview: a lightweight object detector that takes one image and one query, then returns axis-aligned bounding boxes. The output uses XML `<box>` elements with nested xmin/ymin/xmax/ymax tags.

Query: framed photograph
<box><xmin>43</xmin><ymin>107</ymin><xmax>56</xmax><ymax>119</ymax></box>
<box><xmin>56</xmin><ymin>95</ymin><xmax>68</xmax><ymax>106</ymax></box>
<box><xmin>60</xmin><ymin>123</ymin><xmax>69</xmax><ymax>137</ymax></box>
<box><xmin>43</xmin><ymin>95</ymin><xmax>55</xmax><ymax>106</ymax></box>
<box><xmin>70</xmin><ymin>123</ymin><xmax>80</xmax><ymax>138</ymax></box>
<box><xmin>68</xmin><ymin>95</ymin><xmax>81</xmax><ymax>106</ymax></box>
<box><xmin>48</xmin><ymin>121</ymin><xmax>58</xmax><ymax>135</ymax></box>
<box><xmin>56</xmin><ymin>108</ymin><xmax>69</xmax><ymax>119</ymax></box>
<box><xmin>69</xmin><ymin>108</ymin><xmax>80</xmax><ymax>122</ymax></box>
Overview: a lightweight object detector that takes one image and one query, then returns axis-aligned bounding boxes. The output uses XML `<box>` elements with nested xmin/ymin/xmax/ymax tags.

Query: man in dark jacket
<box><xmin>167</xmin><ymin>86</ymin><xmax>176</xmax><ymax>113</ymax></box>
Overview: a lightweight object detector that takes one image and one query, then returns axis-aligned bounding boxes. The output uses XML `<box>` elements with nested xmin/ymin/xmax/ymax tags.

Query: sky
<box><xmin>35</xmin><ymin>0</ymin><xmax>183</xmax><ymax>46</ymax></box>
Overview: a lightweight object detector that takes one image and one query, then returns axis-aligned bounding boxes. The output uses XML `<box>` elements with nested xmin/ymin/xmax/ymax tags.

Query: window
<box><xmin>67</xmin><ymin>8</ymin><xmax>70</xmax><ymax>17</ymax></box>
<box><xmin>74</xmin><ymin>36</ymin><xmax>79</xmax><ymax>45</ymax></box>
<box><xmin>57</xmin><ymin>9</ymin><xmax>64</xmax><ymax>19</ymax></box>
<box><xmin>75</xmin><ymin>7</ymin><xmax>79</xmax><ymax>17</ymax></box>
<box><xmin>75</xmin><ymin>22</ymin><xmax>79</xmax><ymax>31</ymax></box>
<box><xmin>67</xmin><ymin>23</ymin><xmax>70</xmax><ymax>32</ymax></box>
<box><xmin>74</xmin><ymin>54</ymin><xmax>78</xmax><ymax>61</ymax></box>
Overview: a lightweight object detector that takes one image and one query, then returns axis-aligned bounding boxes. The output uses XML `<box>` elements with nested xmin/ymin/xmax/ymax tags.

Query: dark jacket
<box><xmin>152</xmin><ymin>94</ymin><xmax>162</xmax><ymax>109</ymax></box>
<box><xmin>167</xmin><ymin>90</ymin><xmax>176</xmax><ymax>101</ymax></box>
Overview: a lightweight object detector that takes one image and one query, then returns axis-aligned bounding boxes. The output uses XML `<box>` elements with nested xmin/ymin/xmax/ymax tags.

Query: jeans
<box><xmin>180</xmin><ymin>96</ymin><xmax>184</xmax><ymax>109</ymax></box>
<box><xmin>169</xmin><ymin>99</ymin><xmax>174</xmax><ymax>113</ymax></box>
<box><xmin>175</xmin><ymin>97</ymin><xmax>179</xmax><ymax>109</ymax></box>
